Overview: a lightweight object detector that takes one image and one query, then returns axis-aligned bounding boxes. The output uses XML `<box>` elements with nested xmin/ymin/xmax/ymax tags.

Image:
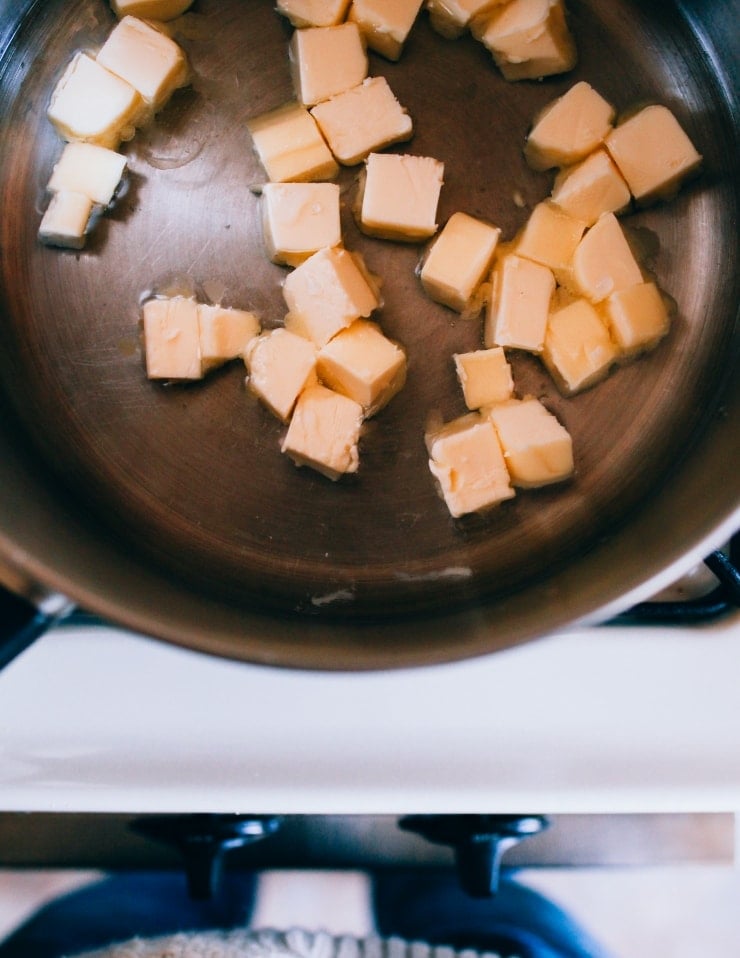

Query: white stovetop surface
<box><xmin>1</xmin><ymin>612</ymin><xmax>739</xmax><ymax>815</ymax></box>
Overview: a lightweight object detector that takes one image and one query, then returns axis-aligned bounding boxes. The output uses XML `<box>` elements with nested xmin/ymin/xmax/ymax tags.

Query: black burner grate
<box><xmin>610</xmin><ymin>535</ymin><xmax>740</xmax><ymax>626</ymax></box>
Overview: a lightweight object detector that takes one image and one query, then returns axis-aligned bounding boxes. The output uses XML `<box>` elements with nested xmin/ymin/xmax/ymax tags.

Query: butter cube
<box><xmin>542</xmin><ymin>296</ymin><xmax>617</xmax><ymax>394</ymax></box>
<box><xmin>348</xmin><ymin>0</ymin><xmax>424</xmax><ymax>61</ymax></box>
<box><xmin>96</xmin><ymin>16</ymin><xmax>189</xmax><ymax>115</ymax></box>
<box><xmin>198</xmin><ymin>305</ymin><xmax>260</xmax><ymax>372</ymax></box>
<box><xmin>143</xmin><ymin>296</ymin><xmax>202</xmax><ymax>380</ymax></box>
<box><xmin>524</xmin><ymin>81</ymin><xmax>615</xmax><ymax>171</ymax></box>
<box><xmin>426</xmin><ymin>0</ymin><xmax>507</xmax><ymax>40</ymax></box>
<box><xmin>310</xmin><ymin>76</ymin><xmax>413</xmax><ymax>166</ymax></box>
<box><xmin>601</xmin><ymin>281</ymin><xmax>670</xmax><ymax>357</ymax></box>
<box><xmin>514</xmin><ymin>200</ymin><xmax>586</xmax><ymax>273</ymax></box>
<box><xmin>47</xmin><ymin>142</ymin><xmax>127</xmax><ymax>207</ymax></box>
<box><xmin>276</xmin><ymin>0</ymin><xmax>352</xmax><ymax>28</ymax></box>
<box><xmin>317</xmin><ymin>319</ymin><xmax>407</xmax><ymax>415</ymax></box>
<box><xmin>283</xmin><ymin>246</ymin><xmax>379</xmax><ymax>346</ymax></box>
<box><xmin>289</xmin><ymin>23</ymin><xmax>368</xmax><ymax>107</ymax></box>
<box><xmin>261</xmin><ymin>182</ymin><xmax>342</xmax><ymax>266</ymax></box>
<box><xmin>487</xmin><ymin>397</ymin><xmax>573</xmax><ymax>488</ymax></box>
<box><xmin>605</xmin><ymin>105</ymin><xmax>702</xmax><ymax>204</ymax></box>
<box><xmin>247</xmin><ymin>102</ymin><xmax>339</xmax><ymax>183</ymax></box>
<box><xmin>550</xmin><ymin>148</ymin><xmax>631</xmax><ymax>226</ymax></box>
<box><xmin>282</xmin><ymin>384</ymin><xmax>364</xmax><ymax>480</ymax></box>
<box><xmin>454</xmin><ymin>347</ymin><xmax>514</xmax><ymax>409</ymax></box>
<box><xmin>358</xmin><ymin>152</ymin><xmax>444</xmax><ymax>242</ymax></box>
<box><xmin>38</xmin><ymin>190</ymin><xmax>93</xmax><ymax>250</ymax></box>
<box><xmin>47</xmin><ymin>52</ymin><xmax>143</xmax><ymax>149</ymax></box>
<box><xmin>110</xmin><ymin>0</ymin><xmax>194</xmax><ymax>19</ymax></box>
<box><xmin>420</xmin><ymin>211</ymin><xmax>501</xmax><ymax>312</ymax></box>
<box><xmin>485</xmin><ymin>253</ymin><xmax>555</xmax><ymax>352</ymax></box>
<box><xmin>572</xmin><ymin>212</ymin><xmax>643</xmax><ymax>303</ymax></box>
<box><xmin>474</xmin><ymin>0</ymin><xmax>577</xmax><ymax>81</ymax></box>
<box><xmin>245</xmin><ymin>328</ymin><xmax>317</xmax><ymax>423</ymax></box>
<box><xmin>427</xmin><ymin>414</ymin><xmax>515</xmax><ymax>518</ymax></box>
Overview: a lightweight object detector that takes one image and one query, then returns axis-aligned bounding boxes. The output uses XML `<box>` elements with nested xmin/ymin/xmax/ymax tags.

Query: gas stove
<box><xmin>0</xmin><ymin>544</ymin><xmax>739</xmax><ymax>955</ymax></box>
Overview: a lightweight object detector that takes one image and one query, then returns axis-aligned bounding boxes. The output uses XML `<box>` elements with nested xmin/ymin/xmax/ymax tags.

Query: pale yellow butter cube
<box><xmin>348</xmin><ymin>0</ymin><xmax>424</xmax><ymax>61</ymax></box>
<box><xmin>198</xmin><ymin>305</ymin><xmax>260</xmax><ymax>372</ymax></box>
<box><xmin>282</xmin><ymin>383</ymin><xmax>364</xmax><ymax>480</ymax></box>
<box><xmin>38</xmin><ymin>190</ymin><xmax>93</xmax><ymax>250</ymax></box>
<box><xmin>96</xmin><ymin>16</ymin><xmax>189</xmax><ymax>115</ymax></box>
<box><xmin>524</xmin><ymin>81</ymin><xmax>615</xmax><ymax>171</ymax></box>
<box><xmin>427</xmin><ymin>413</ymin><xmax>515</xmax><ymax>518</ymax></box>
<box><xmin>474</xmin><ymin>0</ymin><xmax>577</xmax><ymax>81</ymax></box>
<box><xmin>454</xmin><ymin>347</ymin><xmax>513</xmax><ymax>410</ymax></box>
<box><xmin>247</xmin><ymin>102</ymin><xmax>339</xmax><ymax>183</ymax></box>
<box><xmin>276</xmin><ymin>0</ymin><xmax>352</xmax><ymax>28</ymax></box>
<box><xmin>289</xmin><ymin>23</ymin><xmax>368</xmax><ymax>107</ymax></box>
<box><xmin>47</xmin><ymin>52</ymin><xmax>143</xmax><ymax>149</ymax></box>
<box><xmin>245</xmin><ymin>328</ymin><xmax>317</xmax><ymax>423</ymax></box>
<box><xmin>261</xmin><ymin>182</ymin><xmax>342</xmax><ymax>267</ymax></box>
<box><xmin>143</xmin><ymin>296</ymin><xmax>202</xmax><ymax>380</ymax></box>
<box><xmin>110</xmin><ymin>0</ymin><xmax>194</xmax><ymax>20</ymax></box>
<box><xmin>572</xmin><ymin>212</ymin><xmax>643</xmax><ymax>303</ymax></box>
<box><xmin>485</xmin><ymin>253</ymin><xmax>555</xmax><ymax>352</ymax></box>
<box><xmin>310</xmin><ymin>76</ymin><xmax>413</xmax><ymax>166</ymax></box>
<box><xmin>358</xmin><ymin>152</ymin><xmax>444</xmax><ymax>242</ymax></box>
<box><xmin>317</xmin><ymin>319</ymin><xmax>407</xmax><ymax>416</ymax></box>
<box><xmin>487</xmin><ymin>397</ymin><xmax>573</xmax><ymax>488</ymax></box>
<box><xmin>543</xmin><ymin>296</ymin><xmax>618</xmax><ymax>394</ymax></box>
<box><xmin>47</xmin><ymin>142</ymin><xmax>127</xmax><ymax>207</ymax></box>
<box><xmin>601</xmin><ymin>281</ymin><xmax>670</xmax><ymax>357</ymax></box>
<box><xmin>550</xmin><ymin>148</ymin><xmax>631</xmax><ymax>226</ymax></box>
<box><xmin>514</xmin><ymin>200</ymin><xmax>586</xmax><ymax>273</ymax></box>
<box><xmin>605</xmin><ymin>104</ymin><xmax>702</xmax><ymax>204</ymax></box>
<box><xmin>426</xmin><ymin>0</ymin><xmax>507</xmax><ymax>40</ymax></box>
<box><xmin>283</xmin><ymin>246</ymin><xmax>379</xmax><ymax>346</ymax></box>
<box><xmin>420</xmin><ymin>212</ymin><xmax>500</xmax><ymax>312</ymax></box>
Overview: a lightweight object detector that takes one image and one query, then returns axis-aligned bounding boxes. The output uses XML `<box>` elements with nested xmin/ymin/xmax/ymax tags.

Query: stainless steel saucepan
<box><xmin>0</xmin><ymin>0</ymin><xmax>737</xmax><ymax>669</ymax></box>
